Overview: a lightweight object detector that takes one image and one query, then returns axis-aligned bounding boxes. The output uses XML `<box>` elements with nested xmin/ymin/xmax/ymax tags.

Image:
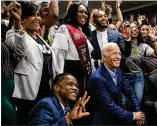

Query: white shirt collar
<box><xmin>96</xmin><ymin>29</ymin><xmax>107</xmax><ymax>34</ymax></box>
<box><xmin>105</xmin><ymin>65</ymin><xmax>117</xmax><ymax>77</ymax></box>
<box><xmin>59</xmin><ymin>102</ymin><xmax>66</xmax><ymax>111</ymax></box>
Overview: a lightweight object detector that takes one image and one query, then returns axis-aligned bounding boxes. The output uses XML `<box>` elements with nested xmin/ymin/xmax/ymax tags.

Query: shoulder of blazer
<box><xmin>38</xmin><ymin>96</ymin><xmax>59</xmax><ymax>109</ymax></box>
<box><xmin>107</xmin><ymin>29</ymin><xmax>119</xmax><ymax>35</ymax></box>
<box><xmin>94</xmin><ymin>65</ymin><xmax>108</xmax><ymax>81</ymax></box>
<box><xmin>35</xmin><ymin>33</ymin><xmax>51</xmax><ymax>47</ymax></box>
<box><xmin>91</xmin><ymin>30</ymin><xmax>97</xmax><ymax>38</ymax></box>
<box><xmin>90</xmin><ymin>30</ymin><xmax>97</xmax><ymax>44</ymax></box>
<box><xmin>25</xmin><ymin>32</ymin><xmax>34</xmax><ymax>41</ymax></box>
<box><xmin>25</xmin><ymin>32</ymin><xmax>41</xmax><ymax>46</ymax></box>
<box><xmin>99</xmin><ymin>65</ymin><xmax>122</xmax><ymax>82</ymax></box>
<box><xmin>118</xmin><ymin>67</ymin><xmax>122</xmax><ymax>74</ymax></box>
<box><xmin>91</xmin><ymin>30</ymin><xmax>96</xmax><ymax>34</ymax></box>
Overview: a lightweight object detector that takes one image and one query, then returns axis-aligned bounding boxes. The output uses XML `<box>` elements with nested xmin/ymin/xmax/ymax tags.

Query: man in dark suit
<box><xmin>87</xmin><ymin>43</ymin><xmax>145</xmax><ymax>125</ymax></box>
<box><xmin>90</xmin><ymin>10</ymin><xmax>131</xmax><ymax>68</ymax></box>
<box><xmin>29</xmin><ymin>73</ymin><xmax>90</xmax><ymax>126</ymax></box>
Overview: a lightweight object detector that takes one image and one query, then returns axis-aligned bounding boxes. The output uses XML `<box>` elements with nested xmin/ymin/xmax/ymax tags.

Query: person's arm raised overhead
<box><xmin>101</xmin><ymin>0</ymin><xmax>107</xmax><ymax>13</ymax></box>
<box><xmin>41</xmin><ymin>0</ymin><xmax>59</xmax><ymax>29</ymax></box>
<box><xmin>130</xmin><ymin>14</ymin><xmax>134</xmax><ymax>24</ymax></box>
<box><xmin>7</xmin><ymin>1</ymin><xmax>23</xmax><ymax>34</ymax></box>
<box><xmin>107</xmin><ymin>4</ymin><xmax>112</xmax><ymax>22</ymax></box>
<box><xmin>148</xmin><ymin>25</ymin><xmax>157</xmax><ymax>56</ymax></box>
<box><xmin>79</xmin><ymin>0</ymin><xmax>88</xmax><ymax>6</ymax></box>
<box><xmin>116</xmin><ymin>0</ymin><xmax>123</xmax><ymax>30</ymax></box>
<box><xmin>6</xmin><ymin>1</ymin><xmax>28</xmax><ymax>57</ymax></box>
<box><xmin>66</xmin><ymin>0</ymin><xmax>73</xmax><ymax>13</ymax></box>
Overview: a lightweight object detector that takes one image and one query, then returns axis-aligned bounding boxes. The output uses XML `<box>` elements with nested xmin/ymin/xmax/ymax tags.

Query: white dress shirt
<box><xmin>105</xmin><ymin>65</ymin><xmax>118</xmax><ymax>86</ymax></box>
<box><xmin>96</xmin><ymin>30</ymin><xmax>108</xmax><ymax>50</ymax></box>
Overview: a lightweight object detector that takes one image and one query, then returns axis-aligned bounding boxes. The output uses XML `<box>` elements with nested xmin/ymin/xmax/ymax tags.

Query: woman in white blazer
<box><xmin>6</xmin><ymin>1</ymin><xmax>59</xmax><ymax>125</ymax></box>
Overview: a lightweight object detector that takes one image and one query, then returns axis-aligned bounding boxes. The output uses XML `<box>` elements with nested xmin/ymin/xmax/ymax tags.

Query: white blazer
<box><xmin>6</xmin><ymin>29</ymin><xmax>59</xmax><ymax>100</ymax></box>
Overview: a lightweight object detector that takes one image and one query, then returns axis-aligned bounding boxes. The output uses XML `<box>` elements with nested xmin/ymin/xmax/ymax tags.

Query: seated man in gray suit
<box><xmin>29</xmin><ymin>73</ymin><xmax>90</xmax><ymax>126</ymax></box>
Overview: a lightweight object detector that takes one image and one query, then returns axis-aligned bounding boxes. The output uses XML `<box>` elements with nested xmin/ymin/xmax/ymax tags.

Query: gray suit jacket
<box><xmin>6</xmin><ymin>29</ymin><xmax>58</xmax><ymax>100</ymax></box>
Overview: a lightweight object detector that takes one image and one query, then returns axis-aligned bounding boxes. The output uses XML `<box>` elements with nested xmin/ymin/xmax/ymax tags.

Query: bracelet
<box><xmin>13</xmin><ymin>28</ymin><xmax>24</xmax><ymax>34</ymax></box>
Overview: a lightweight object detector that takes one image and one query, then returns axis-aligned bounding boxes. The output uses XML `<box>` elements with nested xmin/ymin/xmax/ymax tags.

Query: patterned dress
<box><xmin>1</xmin><ymin>42</ymin><xmax>17</xmax><ymax>125</ymax></box>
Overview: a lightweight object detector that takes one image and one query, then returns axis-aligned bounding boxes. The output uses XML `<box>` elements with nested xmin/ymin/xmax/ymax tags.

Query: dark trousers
<box><xmin>12</xmin><ymin>89</ymin><xmax>53</xmax><ymax>125</ymax></box>
<box><xmin>11</xmin><ymin>98</ymin><xmax>37</xmax><ymax>125</ymax></box>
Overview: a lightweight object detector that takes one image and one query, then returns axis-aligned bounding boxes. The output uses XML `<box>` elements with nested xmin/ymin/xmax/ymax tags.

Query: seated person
<box><xmin>29</xmin><ymin>73</ymin><xmax>90</xmax><ymax>126</ymax></box>
<box><xmin>88</xmin><ymin>43</ymin><xmax>145</xmax><ymax>125</ymax></box>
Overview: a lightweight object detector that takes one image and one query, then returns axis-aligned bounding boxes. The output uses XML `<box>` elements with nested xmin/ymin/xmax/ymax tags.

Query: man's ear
<box><xmin>104</xmin><ymin>57</ymin><xmax>107</xmax><ymax>61</ymax></box>
<box><xmin>103</xmin><ymin>55</ymin><xmax>107</xmax><ymax>61</ymax></box>
<box><xmin>53</xmin><ymin>85</ymin><xmax>59</xmax><ymax>92</ymax></box>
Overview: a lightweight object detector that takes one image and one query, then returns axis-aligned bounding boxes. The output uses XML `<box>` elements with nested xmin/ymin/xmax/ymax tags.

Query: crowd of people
<box><xmin>1</xmin><ymin>0</ymin><xmax>157</xmax><ymax>125</ymax></box>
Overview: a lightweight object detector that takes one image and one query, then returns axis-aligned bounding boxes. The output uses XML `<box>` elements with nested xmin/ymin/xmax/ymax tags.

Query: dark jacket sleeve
<box><xmin>143</xmin><ymin>77</ymin><xmax>156</xmax><ymax>107</ymax></box>
<box><xmin>122</xmin><ymin>78</ymin><xmax>141</xmax><ymax>112</ymax></box>
<box><xmin>88</xmin><ymin>77</ymin><xmax>133</xmax><ymax>121</ymax></box>
<box><xmin>29</xmin><ymin>101</ymin><xmax>68</xmax><ymax>126</ymax></box>
<box><xmin>118</xmin><ymin>33</ymin><xmax>132</xmax><ymax>57</ymax></box>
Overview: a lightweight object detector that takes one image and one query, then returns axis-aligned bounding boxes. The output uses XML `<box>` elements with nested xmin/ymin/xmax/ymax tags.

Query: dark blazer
<box><xmin>29</xmin><ymin>96</ymin><xmax>71</xmax><ymax>126</ymax></box>
<box><xmin>87</xmin><ymin>64</ymin><xmax>140</xmax><ymax>125</ymax></box>
<box><xmin>90</xmin><ymin>29</ymin><xmax>131</xmax><ymax>59</ymax></box>
<box><xmin>143</xmin><ymin>73</ymin><xmax>157</xmax><ymax>125</ymax></box>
